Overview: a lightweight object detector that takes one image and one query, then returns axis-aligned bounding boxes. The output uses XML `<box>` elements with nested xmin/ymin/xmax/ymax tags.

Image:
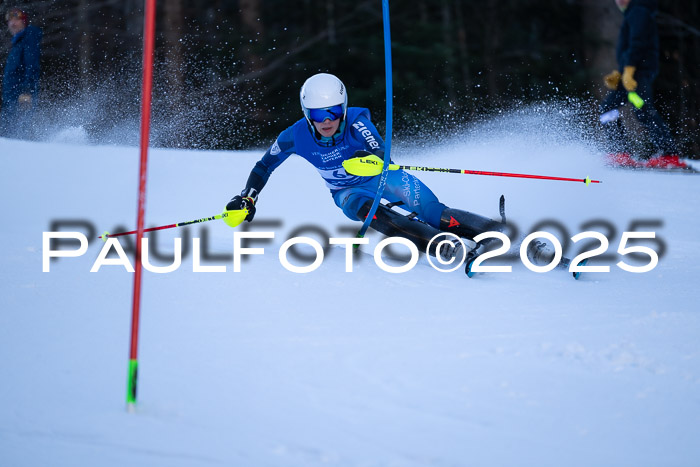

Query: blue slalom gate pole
<box><xmin>357</xmin><ymin>0</ymin><xmax>392</xmax><ymax>239</ymax></box>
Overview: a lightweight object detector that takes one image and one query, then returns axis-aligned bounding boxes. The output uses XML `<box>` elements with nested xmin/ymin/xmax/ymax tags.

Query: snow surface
<box><xmin>2</xmin><ymin>114</ymin><xmax>700</xmax><ymax>466</ymax></box>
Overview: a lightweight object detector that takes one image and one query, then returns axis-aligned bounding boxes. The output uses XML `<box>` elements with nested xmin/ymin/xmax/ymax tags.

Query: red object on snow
<box><xmin>644</xmin><ymin>155</ymin><xmax>688</xmax><ymax>169</ymax></box>
<box><xmin>605</xmin><ymin>153</ymin><xmax>644</xmax><ymax>168</ymax></box>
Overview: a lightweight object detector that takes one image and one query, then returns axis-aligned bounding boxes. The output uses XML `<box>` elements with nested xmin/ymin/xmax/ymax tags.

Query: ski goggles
<box><xmin>307</xmin><ymin>105</ymin><xmax>343</xmax><ymax>123</ymax></box>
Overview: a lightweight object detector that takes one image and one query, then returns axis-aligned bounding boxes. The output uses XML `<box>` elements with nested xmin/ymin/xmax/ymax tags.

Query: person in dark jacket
<box><xmin>1</xmin><ymin>7</ymin><xmax>42</xmax><ymax>139</ymax></box>
<box><xmin>600</xmin><ymin>0</ymin><xmax>685</xmax><ymax>169</ymax></box>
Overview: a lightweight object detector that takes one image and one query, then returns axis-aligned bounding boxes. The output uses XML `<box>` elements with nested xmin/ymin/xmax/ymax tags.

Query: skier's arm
<box><xmin>347</xmin><ymin>111</ymin><xmax>389</xmax><ymax>162</ymax></box>
<box><xmin>348</xmin><ymin>111</ymin><xmax>385</xmax><ymax>155</ymax></box>
<box><xmin>226</xmin><ymin>127</ymin><xmax>295</xmax><ymax>221</ymax></box>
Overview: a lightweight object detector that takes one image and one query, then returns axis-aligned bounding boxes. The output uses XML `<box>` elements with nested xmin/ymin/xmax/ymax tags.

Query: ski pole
<box><xmin>99</xmin><ymin>209</ymin><xmax>249</xmax><ymax>240</ymax></box>
<box><xmin>343</xmin><ymin>154</ymin><xmax>602</xmax><ymax>185</ymax></box>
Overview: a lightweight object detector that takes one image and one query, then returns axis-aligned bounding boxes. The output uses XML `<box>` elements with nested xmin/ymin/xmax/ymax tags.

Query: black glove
<box><xmin>226</xmin><ymin>195</ymin><xmax>256</xmax><ymax>222</ymax></box>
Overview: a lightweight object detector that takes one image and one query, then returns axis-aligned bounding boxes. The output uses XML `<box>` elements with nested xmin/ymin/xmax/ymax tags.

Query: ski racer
<box><xmin>225</xmin><ymin>73</ymin><xmax>509</xmax><ymax>268</ymax></box>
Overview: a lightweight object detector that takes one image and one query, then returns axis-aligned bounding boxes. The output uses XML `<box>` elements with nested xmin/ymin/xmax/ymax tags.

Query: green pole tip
<box><xmin>126</xmin><ymin>359</ymin><xmax>138</xmax><ymax>406</ymax></box>
<box><xmin>585</xmin><ymin>176</ymin><xmax>591</xmax><ymax>186</ymax></box>
<box><xmin>353</xmin><ymin>232</ymin><xmax>365</xmax><ymax>250</ymax></box>
<box><xmin>101</xmin><ymin>231</ymin><xmax>110</xmax><ymax>242</ymax></box>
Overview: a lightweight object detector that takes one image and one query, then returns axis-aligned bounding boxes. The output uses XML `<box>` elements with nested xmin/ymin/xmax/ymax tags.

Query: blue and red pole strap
<box><xmin>357</xmin><ymin>0</ymin><xmax>392</xmax><ymax>239</ymax></box>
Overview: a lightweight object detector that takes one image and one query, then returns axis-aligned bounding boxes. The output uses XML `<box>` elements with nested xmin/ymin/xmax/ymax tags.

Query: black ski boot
<box><xmin>438</xmin><ymin>207</ymin><xmax>507</xmax><ymax>278</ymax></box>
<box><xmin>439</xmin><ymin>207</ymin><xmax>505</xmax><ymax>241</ymax></box>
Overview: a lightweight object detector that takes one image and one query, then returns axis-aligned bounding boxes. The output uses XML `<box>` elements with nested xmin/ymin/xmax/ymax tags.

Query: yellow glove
<box><xmin>622</xmin><ymin>66</ymin><xmax>637</xmax><ymax>92</ymax></box>
<box><xmin>18</xmin><ymin>93</ymin><xmax>32</xmax><ymax>106</ymax></box>
<box><xmin>603</xmin><ymin>70</ymin><xmax>621</xmax><ymax>90</ymax></box>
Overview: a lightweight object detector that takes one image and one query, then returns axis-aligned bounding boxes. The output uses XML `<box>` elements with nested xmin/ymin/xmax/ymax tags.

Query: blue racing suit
<box><xmin>242</xmin><ymin>107</ymin><xmax>447</xmax><ymax>228</ymax></box>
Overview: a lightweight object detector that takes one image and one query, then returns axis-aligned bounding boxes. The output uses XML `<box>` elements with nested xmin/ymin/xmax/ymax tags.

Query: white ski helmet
<box><xmin>299</xmin><ymin>73</ymin><xmax>347</xmax><ymax>125</ymax></box>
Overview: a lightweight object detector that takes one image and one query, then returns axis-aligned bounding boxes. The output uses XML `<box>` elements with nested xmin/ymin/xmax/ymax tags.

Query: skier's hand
<box><xmin>603</xmin><ymin>70</ymin><xmax>621</xmax><ymax>90</ymax></box>
<box><xmin>226</xmin><ymin>195</ymin><xmax>256</xmax><ymax>222</ymax></box>
<box><xmin>622</xmin><ymin>66</ymin><xmax>637</xmax><ymax>92</ymax></box>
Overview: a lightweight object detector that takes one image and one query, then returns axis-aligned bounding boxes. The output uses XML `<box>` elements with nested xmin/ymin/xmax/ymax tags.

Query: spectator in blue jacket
<box><xmin>2</xmin><ymin>7</ymin><xmax>42</xmax><ymax>139</ymax></box>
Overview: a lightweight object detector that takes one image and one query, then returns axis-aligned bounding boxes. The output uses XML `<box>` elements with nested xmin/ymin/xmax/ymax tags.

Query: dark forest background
<box><xmin>1</xmin><ymin>0</ymin><xmax>698</xmax><ymax>156</ymax></box>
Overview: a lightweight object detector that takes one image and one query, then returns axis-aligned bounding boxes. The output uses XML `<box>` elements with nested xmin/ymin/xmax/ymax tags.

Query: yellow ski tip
<box><xmin>342</xmin><ymin>154</ymin><xmax>384</xmax><ymax>176</ymax></box>
<box><xmin>221</xmin><ymin>208</ymin><xmax>248</xmax><ymax>228</ymax></box>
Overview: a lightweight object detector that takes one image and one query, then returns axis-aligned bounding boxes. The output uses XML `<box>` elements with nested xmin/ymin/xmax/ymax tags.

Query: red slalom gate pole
<box><xmin>127</xmin><ymin>0</ymin><xmax>157</xmax><ymax>412</ymax></box>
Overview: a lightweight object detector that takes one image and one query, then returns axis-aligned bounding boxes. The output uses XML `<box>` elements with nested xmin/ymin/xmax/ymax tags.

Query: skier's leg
<box><xmin>437</xmin><ymin>206</ymin><xmax>509</xmax><ymax>272</ymax></box>
<box><xmin>599</xmin><ymin>88</ymin><xmax>631</xmax><ymax>155</ymax></box>
<box><xmin>438</xmin><ymin>207</ymin><xmax>504</xmax><ymax>241</ymax></box>
<box><xmin>332</xmin><ymin>186</ymin><xmax>377</xmax><ymax>222</ymax></box>
<box><xmin>380</xmin><ymin>170</ymin><xmax>447</xmax><ymax>229</ymax></box>
<box><xmin>631</xmin><ymin>75</ymin><xmax>679</xmax><ymax>155</ymax></box>
<box><xmin>371</xmin><ymin>170</ymin><xmax>508</xmax><ymax>261</ymax></box>
<box><xmin>357</xmin><ymin>201</ymin><xmax>458</xmax><ymax>259</ymax></box>
<box><xmin>332</xmin><ymin>186</ymin><xmax>458</xmax><ymax>259</ymax></box>
<box><xmin>438</xmin><ymin>203</ymin><xmax>569</xmax><ymax>270</ymax></box>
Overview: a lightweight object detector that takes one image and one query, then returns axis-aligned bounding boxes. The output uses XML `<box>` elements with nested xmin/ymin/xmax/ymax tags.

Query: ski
<box><xmin>607</xmin><ymin>164</ymin><xmax>700</xmax><ymax>175</ymax></box>
<box><xmin>557</xmin><ymin>256</ymin><xmax>588</xmax><ymax>280</ymax></box>
<box><xmin>605</xmin><ymin>154</ymin><xmax>700</xmax><ymax>174</ymax></box>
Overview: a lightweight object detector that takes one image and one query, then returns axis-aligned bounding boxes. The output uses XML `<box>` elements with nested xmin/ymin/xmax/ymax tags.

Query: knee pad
<box><xmin>334</xmin><ymin>188</ymin><xmax>375</xmax><ymax>221</ymax></box>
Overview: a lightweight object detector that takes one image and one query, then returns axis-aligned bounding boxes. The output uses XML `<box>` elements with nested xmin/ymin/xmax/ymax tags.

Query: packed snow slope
<box><xmin>2</xmin><ymin>113</ymin><xmax>700</xmax><ymax>467</ymax></box>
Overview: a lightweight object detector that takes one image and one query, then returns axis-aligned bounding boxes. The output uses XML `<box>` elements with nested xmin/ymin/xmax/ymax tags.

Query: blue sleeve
<box><xmin>348</xmin><ymin>110</ymin><xmax>385</xmax><ymax>153</ymax></box>
<box><xmin>242</xmin><ymin>125</ymin><xmax>296</xmax><ymax>198</ymax></box>
<box><xmin>23</xmin><ymin>27</ymin><xmax>42</xmax><ymax>95</ymax></box>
